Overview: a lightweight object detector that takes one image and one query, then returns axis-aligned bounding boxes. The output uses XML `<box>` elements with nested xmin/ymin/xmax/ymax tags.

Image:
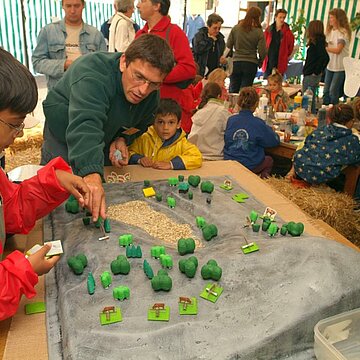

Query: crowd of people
<box><xmin>1</xmin><ymin>0</ymin><xmax>359</xmax><ymax>320</ymax></box>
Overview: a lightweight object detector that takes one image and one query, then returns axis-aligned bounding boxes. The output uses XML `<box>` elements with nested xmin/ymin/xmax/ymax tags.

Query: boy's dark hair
<box><xmin>207</xmin><ymin>13</ymin><xmax>224</xmax><ymax>27</ymax></box>
<box><xmin>125</xmin><ymin>34</ymin><xmax>174</xmax><ymax>76</ymax></box>
<box><xmin>0</xmin><ymin>48</ymin><xmax>38</xmax><ymax>113</ymax></box>
<box><xmin>149</xmin><ymin>0</ymin><xmax>170</xmax><ymax>16</ymax></box>
<box><xmin>237</xmin><ymin>86</ymin><xmax>259</xmax><ymax>110</ymax></box>
<box><xmin>328</xmin><ymin>104</ymin><xmax>354</xmax><ymax>125</ymax></box>
<box><xmin>156</xmin><ymin>98</ymin><xmax>182</xmax><ymax>122</ymax></box>
<box><xmin>198</xmin><ymin>82</ymin><xmax>221</xmax><ymax>109</ymax></box>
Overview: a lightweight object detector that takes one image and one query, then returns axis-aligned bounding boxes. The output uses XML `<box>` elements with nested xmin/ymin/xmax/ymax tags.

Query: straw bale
<box><xmin>265</xmin><ymin>176</ymin><xmax>360</xmax><ymax>246</ymax></box>
<box><xmin>5</xmin><ymin>147</ymin><xmax>41</xmax><ymax>172</ymax></box>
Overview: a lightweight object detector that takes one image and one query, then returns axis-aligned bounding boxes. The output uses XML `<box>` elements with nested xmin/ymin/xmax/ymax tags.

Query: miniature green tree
<box><xmin>178</xmin><ymin>175</ymin><xmax>184</xmax><ymax>182</ymax></box>
<box><xmin>168</xmin><ymin>177</ymin><xmax>179</xmax><ymax>186</ymax></box>
<box><xmin>280</xmin><ymin>224</ymin><xmax>288</xmax><ymax>236</ymax></box>
<box><xmin>67</xmin><ymin>253</ymin><xmax>88</xmax><ymax>275</ymax></box>
<box><xmin>82</xmin><ymin>217</ymin><xmax>91</xmax><ymax>225</ymax></box>
<box><xmin>179</xmin><ymin>256</ymin><xmax>198</xmax><ymax>278</ymax></box>
<box><xmin>267</xmin><ymin>223</ymin><xmax>279</xmax><ymax>237</ymax></box>
<box><xmin>188</xmin><ymin>175</ymin><xmax>201</xmax><ymax>187</ymax></box>
<box><xmin>150</xmin><ymin>246</ymin><xmax>166</xmax><ymax>259</ymax></box>
<box><xmin>113</xmin><ymin>286</ymin><xmax>130</xmax><ymax>301</ymax></box>
<box><xmin>177</xmin><ymin>238</ymin><xmax>195</xmax><ymax>255</ymax></box>
<box><xmin>159</xmin><ymin>254</ymin><xmax>173</xmax><ymax>269</ymax></box>
<box><xmin>200</xmin><ymin>181</ymin><xmax>214</xmax><ymax>194</ymax></box>
<box><xmin>151</xmin><ymin>269</ymin><xmax>172</xmax><ymax>291</ymax></box>
<box><xmin>167</xmin><ymin>196</ymin><xmax>176</xmax><ymax>208</ymax></box>
<box><xmin>119</xmin><ymin>234</ymin><xmax>133</xmax><ymax>247</ymax></box>
<box><xmin>196</xmin><ymin>216</ymin><xmax>206</xmax><ymax>228</ymax></box>
<box><xmin>143</xmin><ymin>259</ymin><xmax>154</xmax><ymax>279</ymax></box>
<box><xmin>202</xmin><ymin>224</ymin><xmax>218</xmax><ymax>241</ymax></box>
<box><xmin>100</xmin><ymin>271</ymin><xmax>112</xmax><ymax>288</ymax></box>
<box><xmin>65</xmin><ymin>194</ymin><xmax>80</xmax><ymax>214</ymax></box>
<box><xmin>104</xmin><ymin>218</ymin><xmax>111</xmax><ymax>233</ymax></box>
<box><xmin>287</xmin><ymin>222</ymin><xmax>304</xmax><ymax>236</ymax></box>
<box><xmin>156</xmin><ymin>193</ymin><xmax>162</xmax><ymax>202</ymax></box>
<box><xmin>111</xmin><ymin>255</ymin><xmax>130</xmax><ymax>275</ymax></box>
<box><xmin>188</xmin><ymin>191</ymin><xmax>193</xmax><ymax>200</ymax></box>
<box><xmin>87</xmin><ymin>272</ymin><xmax>95</xmax><ymax>295</ymax></box>
<box><xmin>201</xmin><ymin>259</ymin><xmax>222</xmax><ymax>281</ymax></box>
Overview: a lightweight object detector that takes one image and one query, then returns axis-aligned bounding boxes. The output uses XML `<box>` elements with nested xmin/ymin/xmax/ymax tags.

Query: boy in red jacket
<box><xmin>0</xmin><ymin>48</ymin><xmax>93</xmax><ymax>320</ymax></box>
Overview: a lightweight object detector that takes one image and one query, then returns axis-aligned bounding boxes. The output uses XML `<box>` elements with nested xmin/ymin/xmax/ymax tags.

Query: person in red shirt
<box><xmin>136</xmin><ymin>0</ymin><xmax>196</xmax><ymax>132</ymax></box>
<box><xmin>262</xmin><ymin>9</ymin><xmax>294</xmax><ymax>78</ymax></box>
<box><xmin>0</xmin><ymin>48</ymin><xmax>93</xmax><ymax>320</ymax></box>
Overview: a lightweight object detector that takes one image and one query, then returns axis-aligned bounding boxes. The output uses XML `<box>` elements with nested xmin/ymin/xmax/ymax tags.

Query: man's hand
<box><xmin>109</xmin><ymin>137</ymin><xmax>129</xmax><ymax>167</ymax></box>
<box><xmin>139</xmin><ymin>157</ymin><xmax>154</xmax><ymax>167</ymax></box>
<box><xmin>219</xmin><ymin>56</ymin><xmax>227</xmax><ymax>65</ymax></box>
<box><xmin>152</xmin><ymin>161</ymin><xmax>172</xmax><ymax>170</ymax></box>
<box><xmin>28</xmin><ymin>244</ymin><xmax>60</xmax><ymax>276</ymax></box>
<box><xmin>64</xmin><ymin>59</ymin><xmax>73</xmax><ymax>71</ymax></box>
<box><xmin>55</xmin><ymin>170</ymin><xmax>90</xmax><ymax>209</ymax></box>
<box><xmin>83</xmin><ymin>173</ymin><xmax>106</xmax><ymax>222</ymax></box>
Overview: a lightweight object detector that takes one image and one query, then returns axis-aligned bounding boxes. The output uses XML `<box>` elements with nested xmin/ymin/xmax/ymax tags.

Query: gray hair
<box><xmin>115</xmin><ymin>0</ymin><xmax>134</xmax><ymax>13</ymax></box>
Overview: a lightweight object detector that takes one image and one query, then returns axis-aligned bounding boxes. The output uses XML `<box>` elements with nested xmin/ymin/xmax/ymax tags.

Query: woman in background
<box><xmin>302</xmin><ymin>20</ymin><xmax>329</xmax><ymax>114</ymax></box>
<box><xmin>323</xmin><ymin>8</ymin><xmax>351</xmax><ymax>105</ymax></box>
<box><xmin>226</xmin><ymin>6</ymin><xmax>266</xmax><ymax>93</ymax></box>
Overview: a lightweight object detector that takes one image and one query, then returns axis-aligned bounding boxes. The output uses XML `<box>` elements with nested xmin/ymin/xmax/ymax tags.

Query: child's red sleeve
<box><xmin>0</xmin><ymin>250</ymin><xmax>38</xmax><ymax>320</ymax></box>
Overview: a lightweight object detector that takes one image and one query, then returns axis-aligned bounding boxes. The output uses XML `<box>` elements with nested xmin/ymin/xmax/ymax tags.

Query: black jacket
<box><xmin>192</xmin><ymin>27</ymin><xmax>225</xmax><ymax>76</ymax></box>
<box><xmin>303</xmin><ymin>36</ymin><xmax>329</xmax><ymax>76</ymax></box>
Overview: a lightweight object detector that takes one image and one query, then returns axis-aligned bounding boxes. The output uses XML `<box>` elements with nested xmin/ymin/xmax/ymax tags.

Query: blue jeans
<box><xmin>229</xmin><ymin>61</ymin><xmax>258</xmax><ymax>93</ymax></box>
<box><xmin>302</xmin><ymin>74</ymin><xmax>321</xmax><ymax>114</ymax></box>
<box><xmin>323</xmin><ymin>69</ymin><xmax>345</xmax><ymax>105</ymax></box>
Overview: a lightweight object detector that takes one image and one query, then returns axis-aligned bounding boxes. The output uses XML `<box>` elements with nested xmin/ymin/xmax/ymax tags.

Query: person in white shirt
<box><xmin>323</xmin><ymin>8</ymin><xmax>352</xmax><ymax>105</ymax></box>
<box><xmin>109</xmin><ymin>0</ymin><xmax>136</xmax><ymax>53</ymax></box>
<box><xmin>188</xmin><ymin>82</ymin><xmax>230</xmax><ymax>160</ymax></box>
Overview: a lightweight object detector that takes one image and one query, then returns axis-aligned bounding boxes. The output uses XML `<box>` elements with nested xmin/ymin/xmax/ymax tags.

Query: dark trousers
<box><xmin>252</xmin><ymin>155</ymin><xmax>274</xmax><ymax>179</ymax></box>
<box><xmin>229</xmin><ymin>61</ymin><xmax>258</xmax><ymax>93</ymax></box>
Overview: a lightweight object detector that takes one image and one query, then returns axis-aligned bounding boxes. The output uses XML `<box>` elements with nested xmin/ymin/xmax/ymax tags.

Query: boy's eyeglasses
<box><xmin>0</xmin><ymin>116</ymin><xmax>25</xmax><ymax>134</ymax></box>
<box><xmin>128</xmin><ymin>65</ymin><xmax>162</xmax><ymax>91</ymax></box>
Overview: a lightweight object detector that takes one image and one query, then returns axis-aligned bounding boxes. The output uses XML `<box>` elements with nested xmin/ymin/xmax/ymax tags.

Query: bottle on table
<box><xmin>259</xmin><ymin>94</ymin><xmax>268</xmax><ymax>120</ymax></box>
<box><xmin>304</xmin><ymin>87</ymin><xmax>314</xmax><ymax>114</ymax></box>
<box><xmin>294</xmin><ymin>92</ymin><xmax>302</xmax><ymax>109</ymax></box>
<box><xmin>317</xmin><ymin>105</ymin><xmax>327</xmax><ymax>128</ymax></box>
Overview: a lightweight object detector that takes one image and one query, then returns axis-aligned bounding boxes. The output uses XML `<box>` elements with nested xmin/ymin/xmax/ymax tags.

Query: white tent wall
<box><xmin>0</xmin><ymin>0</ymin><xmax>358</xmax><ymax>72</ymax></box>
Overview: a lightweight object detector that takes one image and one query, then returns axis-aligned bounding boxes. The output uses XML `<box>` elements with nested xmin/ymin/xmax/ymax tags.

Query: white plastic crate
<box><xmin>314</xmin><ymin>308</ymin><xmax>360</xmax><ymax>360</ymax></box>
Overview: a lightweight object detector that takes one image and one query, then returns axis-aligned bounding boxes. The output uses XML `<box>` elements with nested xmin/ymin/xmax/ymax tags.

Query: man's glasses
<box><xmin>0</xmin><ymin>116</ymin><xmax>25</xmax><ymax>134</ymax></box>
<box><xmin>129</xmin><ymin>66</ymin><xmax>162</xmax><ymax>91</ymax></box>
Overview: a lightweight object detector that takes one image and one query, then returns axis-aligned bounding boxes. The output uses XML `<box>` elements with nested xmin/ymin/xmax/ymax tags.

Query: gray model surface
<box><xmin>44</xmin><ymin>177</ymin><xmax>360</xmax><ymax>360</ymax></box>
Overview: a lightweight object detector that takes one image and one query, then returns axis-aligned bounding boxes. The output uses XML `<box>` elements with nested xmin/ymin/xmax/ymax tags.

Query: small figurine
<box><xmin>188</xmin><ymin>191</ymin><xmax>193</xmax><ymax>200</ymax></box>
<box><xmin>178</xmin><ymin>297</ymin><xmax>197</xmax><ymax>315</ymax></box>
<box><xmin>220</xmin><ymin>179</ymin><xmax>233</xmax><ymax>191</ymax></box>
<box><xmin>267</xmin><ymin>223</ymin><xmax>279</xmax><ymax>237</ymax></box>
<box><xmin>114</xmin><ymin>149</ymin><xmax>123</xmax><ymax>161</ymax></box>
<box><xmin>144</xmin><ymin>179</ymin><xmax>151</xmax><ymax>187</ymax></box>
<box><xmin>65</xmin><ymin>194</ymin><xmax>80</xmax><ymax>214</ymax></box>
<box><xmin>262</xmin><ymin>206</ymin><xmax>277</xmax><ymax>221</ymax></box>
<box><xmin>196</xmin><ymin>216</ymin><xmax>206</xmax><ymax>229</ymax></box>
<box><xmin>280</xmin><ymin>224</ymin><xmax>288</xmax><ymax>236</ymax></box>
<box><xmin>82</xmin><ymin>217</ymin><xmax>91</xmax><ymax>226</ymax></box>
<box><xmin>155</xmin><ymin>193</ymin><xmax>162</xmax><ymax>202</ymax></box>
<box><xmin>148</xmin><ymin>303</ymin><xmax>170</xmax><ymax>321</ymax></box>
<box><xmin>206</xmin><ymin>197</ymin><xmax>212</xmax><ymax>204</ymax></box>
<box><xmin>104</xmin><ymin>218</ymin><xmax>111</xmax><ymax>233</ymax></box>
<box><xmin>99</xmin><ymin>306</ymin><xmax>122</xmax><ymax>325</ymax></box>
<box><xmin>199</xmin><ymin>283</ymin><xmax>223</xmax><ymax>303</ymax></box>
<box><xmin>178</xmin><ymin>175</ymin><xmax>185</xmax><ymax>182</ymax></box>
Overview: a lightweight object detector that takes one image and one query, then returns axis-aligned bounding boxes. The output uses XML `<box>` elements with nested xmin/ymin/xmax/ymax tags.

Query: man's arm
<box><xmin>164</xmin><ymin>25</ymin><xmax>196</xmax><ymax>84</ymax></box>
<box><xmin>32</xmin><ymin>26</ymin><xmax>67</xmax><ymax>77</ymax></box>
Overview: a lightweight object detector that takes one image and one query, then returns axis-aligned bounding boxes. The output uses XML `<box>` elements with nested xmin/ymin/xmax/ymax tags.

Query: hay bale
<box><xmin>5</xmin><ymin>147</ymin><xmax>41</xmax><ymax>172</ymax></box>
<box><xmin>265</xmin><ymin>176</ymin><xmax>360</xmax><ymax>246</ymax></box>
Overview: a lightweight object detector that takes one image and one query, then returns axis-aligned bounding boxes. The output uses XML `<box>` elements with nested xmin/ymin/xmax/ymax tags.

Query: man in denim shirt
<box><xmin>32</xmin><ymin>0</ymin><xmax>106</xmax><ymax>90</ymax></box>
